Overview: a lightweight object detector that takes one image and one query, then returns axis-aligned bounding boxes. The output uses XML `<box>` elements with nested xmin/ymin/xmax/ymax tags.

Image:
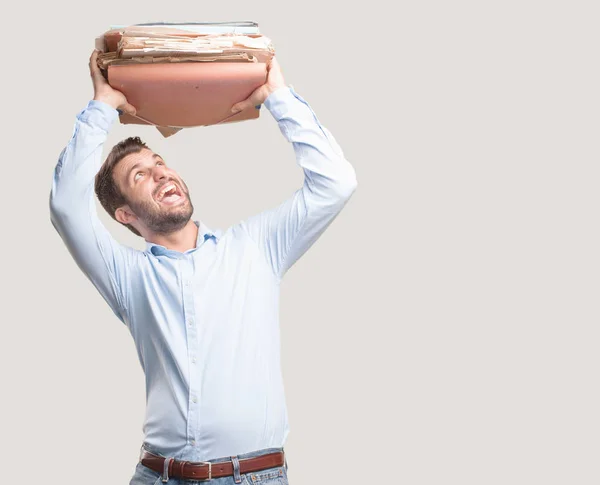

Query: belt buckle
<box><xmin>195</xmin><ymin>461</ymin><xmax>212</xmax><ymax>481</ymax></box>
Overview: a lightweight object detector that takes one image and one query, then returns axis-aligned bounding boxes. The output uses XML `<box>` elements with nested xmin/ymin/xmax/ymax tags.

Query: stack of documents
<box><xmin>95</xmin><ymin>22</ymin><xmax>276</xmax><ymax>137</ymax></box>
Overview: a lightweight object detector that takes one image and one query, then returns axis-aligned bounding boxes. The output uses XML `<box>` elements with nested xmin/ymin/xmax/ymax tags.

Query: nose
<box><xmin>153</xmin><ymin>164</ymin><xmax>169</xmax><ymax>181</ymax></box>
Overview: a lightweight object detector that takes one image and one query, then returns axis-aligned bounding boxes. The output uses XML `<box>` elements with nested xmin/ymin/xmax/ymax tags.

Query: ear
<box><xmin>115</xmin><ymin>205</ymin><xmax>138</xmax><ymax>225</ymax></box>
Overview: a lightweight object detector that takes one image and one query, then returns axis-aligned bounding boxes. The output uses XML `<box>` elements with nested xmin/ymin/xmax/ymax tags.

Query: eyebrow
<box><xmin>128</xmin><ymin>154</ymin><xmax>164</xmax><ymax>178</ymax></box>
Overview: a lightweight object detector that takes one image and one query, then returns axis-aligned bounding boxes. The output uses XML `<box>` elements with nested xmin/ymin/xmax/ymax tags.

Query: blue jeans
<box><xmin>129</xmin><ymin>443</ymin><xmax>290</xmax><ymax>485</ymax></box>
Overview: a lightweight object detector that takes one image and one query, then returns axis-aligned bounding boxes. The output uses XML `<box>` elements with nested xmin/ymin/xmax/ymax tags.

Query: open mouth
<box><xmin>155</xmin><ymin>182</ymin><xmax>184</xmax><ymax>206</ymax></box>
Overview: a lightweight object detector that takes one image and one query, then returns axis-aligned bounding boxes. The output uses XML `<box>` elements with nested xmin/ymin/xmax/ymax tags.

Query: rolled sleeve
<box><xmin>77</xmin><ymin>99</ymin><xmax>120</xmax><ymax>132</ymax></box>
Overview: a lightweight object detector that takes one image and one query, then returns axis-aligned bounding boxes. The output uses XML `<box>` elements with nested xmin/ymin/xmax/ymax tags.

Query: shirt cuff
<box><xmin>76</xmin><ymin>99</ymin><xmax>120</xmax><ymax>132</ymax></box>
<box><xmin>264</xmin><ymin>85</ymin><xmax>309</xmax><ymax>121</ymax></box>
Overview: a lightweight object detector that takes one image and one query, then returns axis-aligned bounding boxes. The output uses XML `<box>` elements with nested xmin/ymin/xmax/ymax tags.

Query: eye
<box><xmin>134</xmin><ymin>171</ymin><xmax>144</xmax><ymax>181</ymax></box>
<box><xmin>157</xmin><ymin>161</ymin><xmax>165</xmax><ymax>166</ymax></box>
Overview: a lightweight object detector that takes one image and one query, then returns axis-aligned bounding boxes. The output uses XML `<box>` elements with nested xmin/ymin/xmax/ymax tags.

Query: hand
<box><xmin>89</xmin><ymin>49</ymin><xmax>137</xmax><ymax>116</ymax></box>
<box><xmin>230</xmin><ymin>56</ymin><xmax>286</xmax><ymax>113</ymax></box>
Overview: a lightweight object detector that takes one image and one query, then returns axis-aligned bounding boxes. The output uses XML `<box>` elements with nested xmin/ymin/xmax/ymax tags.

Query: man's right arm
<box><xmin>49</xmin><ymin>100</ymin><xmax>133</xmax><ymax>324</ymax></box>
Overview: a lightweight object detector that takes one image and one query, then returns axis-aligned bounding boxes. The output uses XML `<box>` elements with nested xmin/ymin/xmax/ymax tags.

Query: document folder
<box><xmin>94</xmin><ymin>22</ymin><xmax>275</xmax><ymax>137</ymax></box>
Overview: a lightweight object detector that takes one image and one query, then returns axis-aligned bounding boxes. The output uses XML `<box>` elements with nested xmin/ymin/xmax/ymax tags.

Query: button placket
<box><xmin>181</xmin><ymin>259</ymin><xmax>199</xmax><ymax>447</ymax></box>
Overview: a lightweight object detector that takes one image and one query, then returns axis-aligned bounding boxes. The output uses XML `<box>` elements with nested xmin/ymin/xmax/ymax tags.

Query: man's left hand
<box><xmin>230</xmin><ymin>56</ymin><xmax>286</xmax><ymax>114</ymax></box>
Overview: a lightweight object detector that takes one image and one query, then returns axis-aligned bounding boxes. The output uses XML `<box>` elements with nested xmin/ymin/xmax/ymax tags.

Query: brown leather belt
<box><xmin>140</xmin><ymin>448</ymin><xmax>285</xmax><ymax>481</ymax></box>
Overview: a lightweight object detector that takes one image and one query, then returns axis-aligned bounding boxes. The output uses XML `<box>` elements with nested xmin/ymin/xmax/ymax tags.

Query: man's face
<box><xmin>114</xmin><ymin>148</ymin><xmax>194</xmax><ymax>235</ymax></box>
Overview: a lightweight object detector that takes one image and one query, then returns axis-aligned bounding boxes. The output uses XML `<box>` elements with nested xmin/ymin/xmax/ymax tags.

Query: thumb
<box><xmin>230</xmin><ymin>100</ymin><xmax>248</xmax><ymax>114</ymax></box>
<box><xmin>122</xmin><ymin>103</ymin><xmax>137</xmax><ymax>116</ymax></box>
<box><xmin>231</xmin><ymin>86</ymin><xmax>264</xmax><ymax>113</ymax></box>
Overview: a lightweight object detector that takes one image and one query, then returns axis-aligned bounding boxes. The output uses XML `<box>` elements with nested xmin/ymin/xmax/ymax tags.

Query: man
<box><xmin>49</xmin><ymin>49</ymin><xmax>357</xmax><ymax>485</ymax></box>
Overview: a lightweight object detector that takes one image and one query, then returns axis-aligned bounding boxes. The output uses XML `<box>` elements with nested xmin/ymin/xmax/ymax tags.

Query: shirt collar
<box><xmin>144</xmin><ymin>220</ymin><xmax>220</xmax><ymax>256</ymax></box>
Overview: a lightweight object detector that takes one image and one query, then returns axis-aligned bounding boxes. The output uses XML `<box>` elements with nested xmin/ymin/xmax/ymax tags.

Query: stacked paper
<box><xmin>94</xmin><ymin>22</ymin><xmax>276</xmax><ymax>137</ymax></box>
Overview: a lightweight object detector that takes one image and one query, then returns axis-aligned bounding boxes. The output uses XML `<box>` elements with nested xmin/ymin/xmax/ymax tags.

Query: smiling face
<box><xmin>113</xmin><ymin>148</ymin><xmax>194</xmax><ymax>235</ymax></box>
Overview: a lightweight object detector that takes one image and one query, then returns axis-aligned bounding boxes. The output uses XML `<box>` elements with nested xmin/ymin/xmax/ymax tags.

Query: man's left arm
<box><xmin>240</xmin><ymin>85</ymin><xmax>357</xmax><ymax>279</ymax></box>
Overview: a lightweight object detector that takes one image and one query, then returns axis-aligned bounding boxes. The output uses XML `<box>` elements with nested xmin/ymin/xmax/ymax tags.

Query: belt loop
<box><xmin>162</xmin><ymin>457</ymin><xmax>174</xmax><ymax>483</ymax></box>
<box><xmin>283</xmin><ymin>447</ymin><xmax>288</xmax><ymax>471</ymax></box>
<box><xmin>231</xmin><ymin>456</ymin><xmax>242</xmax><ymax>484</ymax></box>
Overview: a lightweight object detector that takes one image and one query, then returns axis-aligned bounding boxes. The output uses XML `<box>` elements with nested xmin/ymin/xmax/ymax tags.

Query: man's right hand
<box><xmin>89</xmin><ymin>49</ymin><xmax>137</xmax><ymax>116</ymax></box>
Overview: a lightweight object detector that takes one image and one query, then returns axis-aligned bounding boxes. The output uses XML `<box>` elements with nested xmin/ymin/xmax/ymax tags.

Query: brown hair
<box><xmin>95</xmin><ymin>136</ymin><xmax>150</xmax><ymax>237</ymax></box>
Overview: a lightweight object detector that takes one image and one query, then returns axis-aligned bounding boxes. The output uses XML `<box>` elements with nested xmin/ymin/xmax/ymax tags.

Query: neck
<box><xmin>144</xmin><ymin>220</ymin><xmax>199</xmax><ymax>253</ymax></box>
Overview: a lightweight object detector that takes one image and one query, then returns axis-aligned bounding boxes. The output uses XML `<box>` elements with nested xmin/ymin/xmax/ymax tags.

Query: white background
<box><xmin>1</xmin><ymin>2</ymin><xmax>598</xmax><ymax>484</ymax></box>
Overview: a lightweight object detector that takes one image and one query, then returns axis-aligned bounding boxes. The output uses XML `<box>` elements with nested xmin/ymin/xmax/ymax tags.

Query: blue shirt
<box><xmin>49</xmin><ymin>86</ymin><xmax>357</xmax><ymax>461</ymax></box>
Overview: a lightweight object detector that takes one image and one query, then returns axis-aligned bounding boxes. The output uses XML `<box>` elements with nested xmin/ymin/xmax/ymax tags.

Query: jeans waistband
<box><xmin>140</xmin><ymin>442</ymin><xmax>285</xmax><ymax>464</ymax></box>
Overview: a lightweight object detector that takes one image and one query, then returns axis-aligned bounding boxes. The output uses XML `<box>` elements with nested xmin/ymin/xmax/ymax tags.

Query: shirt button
<box><xmin>192</xmin><ymin>358</ymin><xmax>197</xmax><ymax>363</ymax></box>
<box><xmin>192</xmin><ymin>397</ymin><xmax>197</xmax><ymax>403</ymax></box>
<box><xmin>190</xmin><ymin>439</ymin><xmax>196</xmax><ymax>445</ymax></box>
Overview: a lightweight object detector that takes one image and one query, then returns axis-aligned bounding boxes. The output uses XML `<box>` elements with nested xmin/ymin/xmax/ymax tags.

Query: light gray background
<box><xmin>1</xmin><ymin>1</ymin><xmax>598</xmax><ymax>484</ymax></box>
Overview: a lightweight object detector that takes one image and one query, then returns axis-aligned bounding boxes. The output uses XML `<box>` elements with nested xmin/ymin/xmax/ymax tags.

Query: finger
<box><xmin>89</xmin><ymin>49</ymin><xmax>98</xmax><ymax>71</ymax></box>
<box><xmin>123</xmin><ymin>102</ymin><xmax>137</xmax><ymax>116</ymax></box>
<box><xmin>231</xmin><ymin>86</ymin><xmax>266</xmax><ymax>113</ymax></box>
<box><xmin>89</xmin><ymin>50</ymin><xmax>105</xmax><ymax>81</ymax></box>
<box><xmin>267</xmin><ymin>56</ymin><xmax>282</xmax><ymax>76</ymax></box>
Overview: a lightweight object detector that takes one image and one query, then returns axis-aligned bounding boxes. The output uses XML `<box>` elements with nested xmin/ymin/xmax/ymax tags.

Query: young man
<box><xmin>49</xmin><ymin>49</ymin><xmax>357</xmax><ymax>484</ymax></box>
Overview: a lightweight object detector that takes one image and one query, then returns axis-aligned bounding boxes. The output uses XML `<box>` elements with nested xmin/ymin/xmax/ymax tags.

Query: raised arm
<box><xmin>231</xmin><ymin>58</ymin><xmax>358</xmax><ymax>279</ymax></box>
<box><xmin>49</xmin><ymin>50</ymin><xmax>138</xmax><ymax>324</ymax></box>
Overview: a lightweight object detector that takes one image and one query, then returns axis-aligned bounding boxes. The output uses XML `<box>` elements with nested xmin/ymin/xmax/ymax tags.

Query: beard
<box><xmin>126</xmin><ymin>183</ymin><xmax>194</xmax><ymax>235</ymax></box>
